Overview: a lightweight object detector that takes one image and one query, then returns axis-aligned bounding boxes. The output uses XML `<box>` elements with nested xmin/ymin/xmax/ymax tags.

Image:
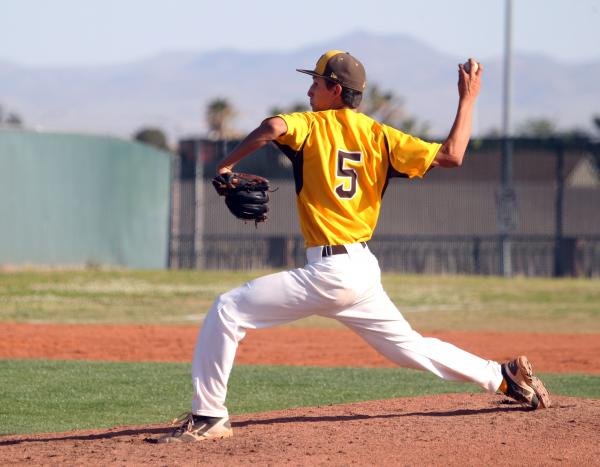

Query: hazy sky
<box><xmin>2</xmin><ymin>0</ymin><xmax>599</xmax><ymax>67</ymax></box>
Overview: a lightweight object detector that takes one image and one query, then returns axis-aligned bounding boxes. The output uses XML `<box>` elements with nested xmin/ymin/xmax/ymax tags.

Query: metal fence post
<box><xmin>168</xmin><ymin>152</ymin><xmax>181</xmax><ymax>269</ymax></box>
<box><xmin>499</xmin><ymin>0</ymin><xmax>515</xmax><ymax>277</ymax></box>
<box><xmin>553</xmin><ymin>141</ymin><xmax>565</xmax><ymax>276</ymax></box>
<box><xmin>473</xmin><ymin>236</ymin><xmax>481</xmax><ymax>275</ymax></box>
<box><xmin>194</xmin><ymin>141</ymin><xmax>205</xmax><ymax>269</ymax></box>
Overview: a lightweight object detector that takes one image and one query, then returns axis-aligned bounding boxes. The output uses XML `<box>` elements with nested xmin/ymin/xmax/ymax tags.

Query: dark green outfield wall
<box><xmin>0</xmin><ymin>130</ymin><xmax>171</xmax><ymax>268</ymax></box>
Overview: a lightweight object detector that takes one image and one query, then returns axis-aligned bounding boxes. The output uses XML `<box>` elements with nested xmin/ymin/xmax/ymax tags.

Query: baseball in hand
<box><xmin>464</xmin><ymin>59</ymin><xmax>479</xmax><ymax>74</ymax></box>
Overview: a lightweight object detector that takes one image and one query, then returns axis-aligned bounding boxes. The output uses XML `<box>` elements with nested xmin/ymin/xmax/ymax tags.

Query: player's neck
<box><xmin>327</xmin><ymin>104</ymin><xmax>356</xmax><ymax>111</ymax></box>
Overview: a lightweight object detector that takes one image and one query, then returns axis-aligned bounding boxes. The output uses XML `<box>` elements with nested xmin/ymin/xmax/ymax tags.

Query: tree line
<box><xmin>199</xmin><ymin>84</ymin><xmax>432</xmax><ymax>141</ymax></box>
<box><xmin>135</xmin><ymin>83</ymin><xmax>600</xmax><ymax>153</ymax></box>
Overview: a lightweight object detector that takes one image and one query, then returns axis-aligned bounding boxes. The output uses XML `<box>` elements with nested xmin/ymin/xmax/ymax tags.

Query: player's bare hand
<box><xmin>217</xmin><ymin>166</ymin><xmax>233</xmax><ymax>176</ymax></box>
<box><xmin>457</xmin><ymin>58</ymin><xmax>482</xmax><ymax>104</ymax></box>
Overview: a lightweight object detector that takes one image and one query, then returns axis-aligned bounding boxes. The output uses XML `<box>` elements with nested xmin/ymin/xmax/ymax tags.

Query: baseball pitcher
<box><xmin>155</xmin><ymin>50</ymin><xmax>550</xmax><ymax>443</ymax></box>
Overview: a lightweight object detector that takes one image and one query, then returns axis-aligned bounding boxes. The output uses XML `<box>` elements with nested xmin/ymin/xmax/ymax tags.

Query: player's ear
<box><xmin>333</xmin><ymin>83</ymin><xmax>343</xmax><ymax>97</ymax></box>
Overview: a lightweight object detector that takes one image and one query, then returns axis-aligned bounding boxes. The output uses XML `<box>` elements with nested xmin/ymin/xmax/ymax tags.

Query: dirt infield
<box><xmin>1</xmin><ymin>323</ymin><xmax>599</xmax><ymax>465</ymax></box>
<box><xmin>1</xmin><ymin>322</ymin><xmax>599</xmax><ymax>373</ymax></box>
<box><xmin>1</xmin><ymin>395</ymin><xmax>599</xmax><ymax>466</ymax></box>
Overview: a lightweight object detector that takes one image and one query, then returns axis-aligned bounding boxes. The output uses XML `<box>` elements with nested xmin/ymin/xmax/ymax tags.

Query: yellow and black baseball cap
<box><xmin>297</xmin><ymin>50</ymin><xmax>367</xmax><ymax>92</ymax></box>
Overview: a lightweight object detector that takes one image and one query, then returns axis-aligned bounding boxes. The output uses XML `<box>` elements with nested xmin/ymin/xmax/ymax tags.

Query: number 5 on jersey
<box><xmin>335</xmin><ymin>150</ymin><xmax>362</xmax><ymax>199</ymax></box>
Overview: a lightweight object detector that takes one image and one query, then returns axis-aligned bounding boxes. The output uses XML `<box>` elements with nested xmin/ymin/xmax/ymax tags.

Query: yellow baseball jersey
<box><xmin>275</xmin><ymin>109</ymin><xmax>440</xmax><ymax>247</ymax></box>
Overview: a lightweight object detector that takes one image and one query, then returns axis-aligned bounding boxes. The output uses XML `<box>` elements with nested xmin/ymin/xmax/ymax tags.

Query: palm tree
<box><xmin>361</xmin><ymin>84</ymin><xmax>429</xmax><ymax>136</ymax></box>
<box><xmin>361</xmin><ymin>84</ymin><xmax>404</xmax><ymax>124</ymax></box>
<box><xmin>206</xmin><ymin>98</ymin><xmax>236</xmax><ymax>140</ymax></box>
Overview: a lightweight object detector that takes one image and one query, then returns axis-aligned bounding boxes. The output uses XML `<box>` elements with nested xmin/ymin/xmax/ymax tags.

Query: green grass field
<box><xmin>1</xmin><ymin>359</ymin><xmax>599</xmax><ymax>435</ymax></box>
<box><xmin>1</xmin><ymin>269</ymin><xmax>598</xmax><ymax>435</ymax></box>
<box><xmin>1</xmin><ymin>269</ymin><xmax>599</xmax><ymax>332</ymax></box>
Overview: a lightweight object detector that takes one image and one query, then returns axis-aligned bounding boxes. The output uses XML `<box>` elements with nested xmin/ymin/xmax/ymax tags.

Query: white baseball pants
<box><xmin>191</xmin><ymin>242</ymin><xmax>503</xmax><ymax>417</ymax></box>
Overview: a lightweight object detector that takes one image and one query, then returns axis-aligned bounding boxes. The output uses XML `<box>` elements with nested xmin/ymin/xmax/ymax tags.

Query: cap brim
<box><xmin>296</xmin><ymin>69</ymin><xmax>322</xmax><ymax>77</ymax></box>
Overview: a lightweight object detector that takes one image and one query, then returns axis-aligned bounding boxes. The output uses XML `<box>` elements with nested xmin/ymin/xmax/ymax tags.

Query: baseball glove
<box><xmin>212</xmin><ymin>172</ymin><xmax>270</xmax><ymax>224</ymax></box>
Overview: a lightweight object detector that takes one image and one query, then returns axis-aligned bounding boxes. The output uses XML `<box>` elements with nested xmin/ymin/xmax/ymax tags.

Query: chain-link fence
<box><xmin>169</xmin><ymin>137</ymin><xmax>600</xmax><ymax>277</ymax></box>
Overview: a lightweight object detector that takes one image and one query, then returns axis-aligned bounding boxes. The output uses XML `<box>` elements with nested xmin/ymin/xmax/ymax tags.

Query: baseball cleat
<box><xmin>153</xmin><ymin>413</ymin><xmax>233</xmax><ymax>443</ymax></box>
<box><xmin>501</xmin><ymin>355</ymin><xmax>551</xmax><ymax>409</ymax></box>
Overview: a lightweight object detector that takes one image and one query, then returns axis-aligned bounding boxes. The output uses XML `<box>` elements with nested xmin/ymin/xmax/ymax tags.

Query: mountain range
<box><xmin>1</xmin><ymin>30</ymin><xmax>599</xmax><ymax>141</ymax></box>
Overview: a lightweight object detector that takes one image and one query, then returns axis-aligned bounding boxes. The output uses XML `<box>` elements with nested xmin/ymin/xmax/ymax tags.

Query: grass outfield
<box><xmin>1</xmin><ymin>270</ymin><xmax>598</xmax><ymax>436</ymax></box>
<box><xmin>1</xmin><ymin>269</ymin><xmax>599</xmax><ymax>332</ymax></box>
<box><xmin>1</xmin><ymin>359</ymin><xmax>599</xmax><ymax>435</ymax></box>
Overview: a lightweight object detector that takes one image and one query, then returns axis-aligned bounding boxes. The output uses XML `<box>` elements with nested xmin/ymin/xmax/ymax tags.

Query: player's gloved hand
<box><xmin>212</xmin><ymin>172</ymin><xmax>235</xmax><ymax>195</ymax></box>
<box><xmin>212</xmin><ymin>172</ymin><xmax>271</xmax><ymax>224</ymax></box>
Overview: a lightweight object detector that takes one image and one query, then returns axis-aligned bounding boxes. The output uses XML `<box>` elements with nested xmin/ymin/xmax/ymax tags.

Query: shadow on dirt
<box><xmin>0</xmin><ymin>426</ymin><xmax>171</xmax><ymax>446</ymax></box>
<box><xmin>232</xmin><ymin>403</ymin><xmax>528</xmax><ymax>428</ymax></box>
<box><xmin>0</xmin><ymin>402</ymin><xmax>531</xmax><ymax>446</ymax></box>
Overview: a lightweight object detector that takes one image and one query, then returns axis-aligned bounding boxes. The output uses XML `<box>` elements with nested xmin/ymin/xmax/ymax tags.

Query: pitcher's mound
<box><xmin>2</xmin><ymin>394</ymin><xmax>599</xmax><ymax>466</ymax></box>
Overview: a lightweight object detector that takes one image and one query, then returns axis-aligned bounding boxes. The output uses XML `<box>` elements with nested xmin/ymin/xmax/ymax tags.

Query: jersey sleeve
<box><xmin>274</xmin><ymin>112</ymin><xmax>314</xmax><ymax>152</ymax></box>
<box><xmin>383</xmin><ymin>125</ymin><xmax>441</xmax><ymax>178</ymax></box>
